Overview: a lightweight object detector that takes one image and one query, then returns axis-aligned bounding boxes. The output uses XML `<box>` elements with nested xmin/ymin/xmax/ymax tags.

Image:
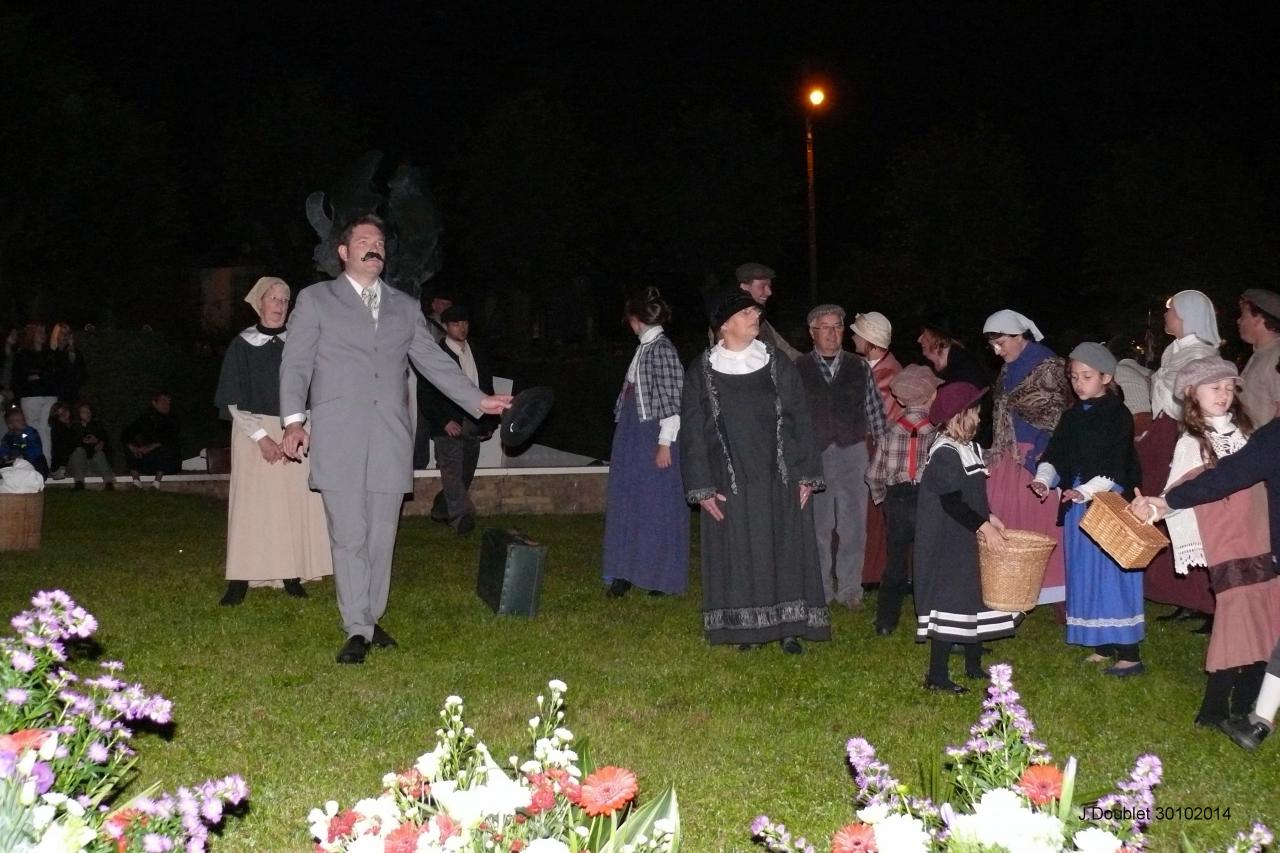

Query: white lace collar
<box><xmin>238</xmin><ymin>326</ymin><xmax>287</xmax><ymax>346</ymax></box>
<box><xmin>928</xmin><ymin>435</ymin><xmax>988</xmax><ymax>475</ymax></box>
<box><xmin>638</xmin><ymin>324</ymin><xmax>664</xmax><ymax>345</ymax></box>
<box><xmin>709</xmin><ymin>339</ymin><xmax>770</xmax><ymax>375</ymax></box>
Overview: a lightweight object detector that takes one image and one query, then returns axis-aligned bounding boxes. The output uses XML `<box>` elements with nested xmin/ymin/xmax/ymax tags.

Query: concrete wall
<box><xmin>48</xmin><ymin>467</ymin><xmax>610</xmax><ymax>515</ymax></box>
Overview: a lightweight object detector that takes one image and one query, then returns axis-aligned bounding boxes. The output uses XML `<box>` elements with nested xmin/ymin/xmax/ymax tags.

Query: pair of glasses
<box><xmin>809</xmin><ymin>325</ymin><xmax>843</xmax><ymax>333</ymax></box>
<box><xmin>264</xmin><ymin>296</ymin><xmax>290</xmax><ymax>305</ymax></box>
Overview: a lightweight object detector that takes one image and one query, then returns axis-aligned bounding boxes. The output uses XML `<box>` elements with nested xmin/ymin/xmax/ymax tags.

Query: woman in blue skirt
<box><xmin>602</xmin><ymin>287</ymin><xmax>690</xmax><ymax>596</ymax></box>
<box><xmin>1031</xmin><ymin>342</ymin><xmax>1145</xmax><ymax>675</ymax></box>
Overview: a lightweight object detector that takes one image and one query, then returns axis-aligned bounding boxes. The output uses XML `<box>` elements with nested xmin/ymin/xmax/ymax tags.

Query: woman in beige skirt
<box><xmin>214</xmin><ymin>277</ymin><xmax>332</xmax><ymax>605</ymax></box>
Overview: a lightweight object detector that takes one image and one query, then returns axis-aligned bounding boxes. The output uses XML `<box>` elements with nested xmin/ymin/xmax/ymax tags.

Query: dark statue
<box><xmin>305</xmin><ymin>150</ymin><xmax>443</xmax><ymax>297</ymax></box>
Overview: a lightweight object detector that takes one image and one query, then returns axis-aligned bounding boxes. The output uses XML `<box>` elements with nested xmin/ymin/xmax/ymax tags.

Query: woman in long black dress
<box><xmin>680</xmin><ymin>285</ymin><xmax>830</xmax><ymax>654</ymax></box>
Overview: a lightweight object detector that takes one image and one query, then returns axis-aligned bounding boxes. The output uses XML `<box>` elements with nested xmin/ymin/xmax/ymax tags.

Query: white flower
<box><xmin>548</xmin><ymin>679</ymin><xmax>567</xmax><ymax>693</ymax></box>
<box><xmin>382</xmin><ymin>771</ymin><xmax>399</xmax><ymax>788</ymax></box>
<box><xmin>873</xmin><ymin>813</ymin><xmax>931</xmax><ymax>853</ymax></box>
<box><xmin>415</xmin><ymin>744</ymin><xmax>448</xmax><ymax>780</ymax></box>
<box><xmin>444</xmin><ymin>695</ymin><xmax>464</xmax><ymax>708</ymax></box>
<box><xmin>529</xmin><ymin>716</ymin><xmax>541</xmax><ymax>728</ymax></box>
<box><xmin>856</xmin><ymin>802</ymin><xmax>890</xmax><ymax>825</ymax></box>
<box><xmin>348</xmin><ymin>835</ymin><xmax>388</xmax><ymax>853</ymax></box>
<box><xmin>575</xmin><ymin>825</ymin><xmax>591</xmax><ymax>838</ymax></box>
<box><xmin>37</xmin><ymin>731</ymin><xmax>59</xmax><ymax>761</ymax></box>
<box><xmin>30</xmin><ymin>815</ymin><xmax>97</xmax><ymax>853</ymax></box>
<box><xmin>30</xmin><ymin>803</ymin><xmax>56</xmax><ymax>830</ymax></box>
<box><xmin>554</xmin><ymin>727</ymin><xmax>574</xmax><ymax>742</ymax></box>
<box><xmin>653</xmin><ymin>817</ymin><xmax>675</xmax><ymax>836</ymax></box>
<box><xmin>1073</xmin><ymin>827</ymin><xmax>1123</xmax><ymax>853</ymax></box>
<box><xmin>526</xmin><ymin>840</ymin><xmax>571</xmax><ymax>853</ymax></box>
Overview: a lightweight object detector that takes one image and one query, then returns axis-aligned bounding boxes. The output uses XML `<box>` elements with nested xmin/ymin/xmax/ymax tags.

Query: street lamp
<box><xmin>804</xmin><ymin>86</ymin><xmax>826</xmax><ymax>304</ymax></box>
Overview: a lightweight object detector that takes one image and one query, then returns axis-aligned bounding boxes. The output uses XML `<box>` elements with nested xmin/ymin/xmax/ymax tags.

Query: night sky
<box><xmin>7</xmin><ymin>1</ymin><xmax>1279</xmax><ymax>339</ymax></box>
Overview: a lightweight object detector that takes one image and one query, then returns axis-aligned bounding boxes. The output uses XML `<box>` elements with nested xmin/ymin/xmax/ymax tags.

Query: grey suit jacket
<box><xmin>279</xmin><ymin>277</ymin><xmax>486</xmax><ymax>494</ymax></box>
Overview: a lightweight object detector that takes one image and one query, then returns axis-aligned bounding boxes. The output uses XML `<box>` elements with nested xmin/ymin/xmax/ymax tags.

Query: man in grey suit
<box><xmin>280</xmin><ymin>215</ymin><xmax>511</xmax><ymax>663</ymax></box>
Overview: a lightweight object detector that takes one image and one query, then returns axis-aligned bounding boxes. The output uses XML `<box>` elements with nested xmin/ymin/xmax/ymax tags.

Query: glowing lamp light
<box><xmin>808</xmin><ymin>88</ymin><xmax>826</xmax><ymax>107</ymax></box>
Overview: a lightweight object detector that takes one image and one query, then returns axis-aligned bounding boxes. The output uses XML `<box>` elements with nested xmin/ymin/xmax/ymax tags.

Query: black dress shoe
<box><xmin>779</xmin><ymin>637</ymin><xmax>804</xmax><ymax>655</ymax></box>
<box><xmin>1156</xmin><ymin>606</ymin><xmax>1190</xmax><ymax>622</ymax></box>
<box><xmin>1192</xmin><ymin>616</ymin><xmax>1214</xmax><ymax>635</ymax></box>
<box><xmin>1220</xmin><ymin>716</ymin><xmax>1272</xmax><ymax>751</ymax></box>
<box><xmin>647</xmin><ymin>589</ymin><xmax>668</xmax><ymax>597</ymax></box>
<box><xmin>606</xmin><ymin>578</ymin><xmax>632</xmax><ymax>598</ymax></box>
<box><xmin>737</xmin><ymin>642</ymin><xmax>763</xmax><ymax>651</ymax></box>
<box><xmin>875</xmin><ymin>625</ymin><xmax>894</xmax><ymax>636</ymax></box>
<box><xmin>371</xmin><ymin>625</ymin><xmax>398</xmax><ymax>648</ymax></box>
<box><xmin>219</xmin><ymin>581</ymin><xmax>248</xmax><ymax>606</ymax></box>
<box><xmin>455</xmin><ymin>515</ymin><xmax>476</xmax><ymax>536</ymax></box>
<box><xmin>283</xmin><ymin>578</ymin><xmax>307</xmax><ymax>598</ymax></box>
<box><xmin>923</xmin><ymin>677</ymin><xmax>968</xmax><ymax>694</ymax></box>
<box><xmin>336</xmin><ymin>635</ymin><xmax>369</xmax><ymax>664</ymax></box>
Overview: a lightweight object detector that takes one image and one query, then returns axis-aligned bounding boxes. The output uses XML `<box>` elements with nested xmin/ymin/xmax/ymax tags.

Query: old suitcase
<box><xmin>477</xmin><ymin>528</ymin><xmax>547</xmax><ymax>616</ymax></box>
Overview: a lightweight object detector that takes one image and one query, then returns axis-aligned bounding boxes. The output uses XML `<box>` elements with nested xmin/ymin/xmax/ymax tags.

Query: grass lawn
<box><xmin>1</xmin><ymin>491</ymin><xmax>1274</xmax><ymax>851</ymax></box>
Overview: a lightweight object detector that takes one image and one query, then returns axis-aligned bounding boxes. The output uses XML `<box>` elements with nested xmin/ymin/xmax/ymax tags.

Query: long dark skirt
<box><xmin>1139</xmin><ymin>414</ymin><xmax>1215</xmax><ymax>613</ymax></box>
<box><xmin>701</xmin><ymin>478</ymin><xmax>831</xmax><ymax>645</ymax></box>
<box><xmin>601</xmin><ymin>386</ymin><xmax>690</xmax><ymax>594</ymax></box>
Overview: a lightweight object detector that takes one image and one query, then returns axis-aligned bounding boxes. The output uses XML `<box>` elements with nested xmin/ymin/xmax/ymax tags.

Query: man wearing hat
<box><xmin>279</xmin><ymin>215</ymin><xmax>511</xmax><ymax>664</ymax></box>
<box><xmin>796</xmin><ymin>303</ymin><xmax>886</xmax><ymax>609</ymax></box>
<box><xmin>1237</xmin><ymin>289</ymin><xmax>1280</xmax><ymax>427</ymax></box>
<box><xmin>423</xmin><ymin>305</ymin><xmax>498</xmax><ymax>536</ymax></box>
<box><xmin>724</xmin><ymin>262</ymin><xmax>801</xmax><ymax>362</ymax></box>
<box><xmin>851</xmin><ymin>311</ymin><xmax>903</xmax><ymax>422</ymax></box>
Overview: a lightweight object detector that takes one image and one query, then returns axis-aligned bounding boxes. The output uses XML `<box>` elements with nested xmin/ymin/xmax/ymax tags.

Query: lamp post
<box><xmin>804</xmin><ymin>87</ymin><xmax>825</xmax><ymax>304</ymax></box>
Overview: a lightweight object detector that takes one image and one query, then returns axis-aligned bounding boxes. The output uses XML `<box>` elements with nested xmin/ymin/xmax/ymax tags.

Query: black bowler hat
<box><xmin>500</xmin><ymin>387</ymin><xmax>555</xmax><ymax>447</ymax></box>
<box><xmin>441</xmin><ymin>305</ymin><xmax>470</xmax><ymax>323</ymax></box>
<box><xmin>703</xmin><ymin>284</ymin><xmax>760</xmax><ymax>331</ymax></box>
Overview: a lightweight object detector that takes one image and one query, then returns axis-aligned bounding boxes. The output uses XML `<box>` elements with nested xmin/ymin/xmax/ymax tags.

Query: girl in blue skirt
<box><xmin>1031</xmin><ymin>342</ymin><xmax>1145</xmax><ymax>675</ymax></box>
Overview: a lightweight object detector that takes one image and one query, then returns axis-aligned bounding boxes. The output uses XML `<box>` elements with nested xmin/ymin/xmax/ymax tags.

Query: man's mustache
<box><xmin>361</xmin><ymin>251</ymin><xmax>385</xmax><ymax>262</ymax></box>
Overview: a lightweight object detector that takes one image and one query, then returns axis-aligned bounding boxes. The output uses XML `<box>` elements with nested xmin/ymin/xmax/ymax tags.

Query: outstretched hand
<box><xmin>479</xmin><ymin>395</ymin><xmax>513</xmax><ymax>416</ymax></box>
<box><xmin>1128</xmin><ymin>488</ymin><xmax>1168</xmax><ymax>523</ymax></box>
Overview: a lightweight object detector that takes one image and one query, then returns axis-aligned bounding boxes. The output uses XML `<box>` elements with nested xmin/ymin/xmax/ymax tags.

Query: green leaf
<box><xmin>598</xmin><ymin>785</ymin><xmax>681</xmax><ymax>853</ymax></box>
<box><xmin>1180</xmin><ymin>831</ymin><xmax>1200</xmax><ymax>853</ymax></box>
<box><xmin>576</xmin><ymin>736</ymin><xmax>595</xmax><ymax>776</ymax></box>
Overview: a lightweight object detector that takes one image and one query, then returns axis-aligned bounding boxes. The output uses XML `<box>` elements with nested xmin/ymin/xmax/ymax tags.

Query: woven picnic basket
<box><xmin>0</xmin><ymin>492</ymin><xmax>43</xmax><ymax>551</ymax></box>
<box><xmin>978</xmin><ymin>528</ymin><xmax>1057</xmax><ymax>612</ymax></box>
<box><xmin>1079</xmin><ymin>490</ymin><xmax>1169</xmax><ymax>569</ymax></box>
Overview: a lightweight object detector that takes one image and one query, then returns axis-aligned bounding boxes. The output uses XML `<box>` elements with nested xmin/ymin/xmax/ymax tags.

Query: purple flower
<box><xmin>4</xmin><ymin>687</ymin><xmax>28</xmax><ymax>705</ymax></box>
<box><xmin>9</xmin><ymin>650</ymin><xmax>35</xmax><ymax>672</ymax></box>
<box><xmin>87</xmin><ymin>741</ymin><xmax>109</xmax><ymax>763</ymax></box>
<box><xmin>31</xmin><ymin>761</ymin><xmax>53</xmax><ymax>794</ymax></box>
<box><xmin>143</xmin><ymin>833</ymin><xmax>174</xmax><ymax>852</ymax></box>
<box><xmin>751</xmin><ymin>815</ymin><xmax>771</xmax><ymax>835</ymax></box>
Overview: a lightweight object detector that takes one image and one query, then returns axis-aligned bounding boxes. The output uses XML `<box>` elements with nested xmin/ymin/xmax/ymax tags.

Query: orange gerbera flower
<box><xmin>0</xmin><ymin>728</ymin><xmax>49</xmax><ymax>754</ymax></box>
<box><xmin>577</xmin><ymin>766</ymin><xmax>638</xmax><ymax>817</ymax></box>
<box><xmin>832</xmin><ymin>822</ymin><xmax>877</xmax><ymax>853</ymax></box>
<box><xmin>1017</xmin><ymin>763</ymin><xmax>1064</xmax><ymax>805</ymax></box>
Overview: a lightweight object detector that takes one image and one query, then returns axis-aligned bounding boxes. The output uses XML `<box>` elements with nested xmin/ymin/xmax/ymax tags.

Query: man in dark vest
<box><xmin>422</xmin><ymin>305</ymin><xmax>498</xmax><ymax>535</ymax></box>
<box><xmin>795</xmin><ymin>304</ymin><xmax>886</xmax><ymax>608</ymax></box>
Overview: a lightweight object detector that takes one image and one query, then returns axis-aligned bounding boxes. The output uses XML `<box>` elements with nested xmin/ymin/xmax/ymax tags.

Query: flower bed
<box><xmin>750</xmin><ymin>664</ymin><xmax>1272</xmax><ymax>853</ymax></box>
<box><xmin>0</xmin><ymin>590</ymin><xmax>247</xmax><ymax>852</ymax></box>
<box><xmin>309</xmin><ymin>680</ymin><xmax>680</xmax><ymax>852</ymax></box>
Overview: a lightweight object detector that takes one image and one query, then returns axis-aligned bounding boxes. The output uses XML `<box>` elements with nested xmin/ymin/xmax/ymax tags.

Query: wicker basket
<box><xmin>0</xmin><ymin>492</ymin><xmax>43</xmax><ymax>551</ymax></box>
<box><xmin>1079</xmin><ymin>490</ymin><xmax>1169</xmax><ymax>569</ymax></box>
<box><xmin>979</xmin><ymin>528</ymin><xmax>1057</xmax><ymax>612</ymax></box>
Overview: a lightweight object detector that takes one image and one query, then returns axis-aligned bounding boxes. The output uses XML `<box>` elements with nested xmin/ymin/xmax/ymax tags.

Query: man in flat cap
<box><xmin>423</xmin><ymin>305</ymin><xmax>498</xmax><ymax>536</ymax></box>
<box><xmin>1238</xmin><ymin>288</ymin><xmax>1280</xmax><ymax>426</ymax></box>
<box><xmin>726</xmin><ymin>262</ymin><xmax>801</xmax><ymax>362</ymax></box>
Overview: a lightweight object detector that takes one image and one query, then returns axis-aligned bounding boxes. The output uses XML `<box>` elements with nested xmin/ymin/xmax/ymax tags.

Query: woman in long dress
<box><xmin>981</xmin><ymin>309</ymin><xmax>1073</xmax><ymax>604</ymax></box>
<box><xmin>1142</xmin><ymin>290</ymin><xmax>1221</xmax><ymax>619</ymax></box>
<box><xmin>601</xmin><ymin>287</ymin><xmax>689</xmax><ymax>596</ymax></box>
<box><xmin>680</xmin><ymin>286</ymin><xmax>829</xmax><ymax>653</ymax></box>
<box><xmin>214</xmin><ymin>277</ymin><xmax>333</xmax><ymax>605</ymax></box>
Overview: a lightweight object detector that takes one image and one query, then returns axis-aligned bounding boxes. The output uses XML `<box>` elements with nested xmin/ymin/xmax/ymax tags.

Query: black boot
<box><xmin>1232</xmin><ymin>662</ymin><xmax>1267</xmax><ymax>717</ymax></box>
<box><xmin>1195</xmin><ymin>670</ymin><xmax>1233</xmax><ymax>727</ymax></box>
<box><xmin>219</xmin><ymin>581</ymin><xmax>249</xmax><ymax>606</ymax></box>
<box><xmin>1156</xmin><ymin>606</ymin><xmax>1190</xmax><ymax>622</ymax></box>
<box><xmin>283</xmin><ymin>578</ymin><xmax>307</xmax><ymax>598</ymax></box>
<box><xmin>606</xmin><ymin>578</ymin><xmax>633</xmax><ymax>598</ymax></box>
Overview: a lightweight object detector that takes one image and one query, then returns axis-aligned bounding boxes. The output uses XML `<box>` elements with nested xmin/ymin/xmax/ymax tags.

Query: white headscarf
<box><xmin>244</xmin><ymin>276</ymin><xmax>290</xmax><ymax>322</ymax></box>
<box><xmin>982</xmin><ymin>309</ymin><xmax>1044</xmax><ymax>342</ymax></box>
<box><xmin>1168</xmin><ymin>290</ymin><xmax>1221</xmax><ymax>347</ymax></box>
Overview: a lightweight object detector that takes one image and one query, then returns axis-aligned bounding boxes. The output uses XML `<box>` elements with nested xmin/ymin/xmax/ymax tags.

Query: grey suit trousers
<box><xmin>321</xmin><ymin>490</ymin><xmax>404</xmax><ymax>640</ymax></box>
<box><xmin>812</xmin><ymin>441</ymin><xmax>870</xmax><ymax>604</ymax></box>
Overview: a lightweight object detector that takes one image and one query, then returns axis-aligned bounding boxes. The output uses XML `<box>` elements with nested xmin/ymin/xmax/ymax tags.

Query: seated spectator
<box><xmin>0</xmin><ymin>407</ymin><xmax>49</xmax><ymax>478</ymax></box>
<box><xmin>68</xmin><ymin>401</ymin><xmax>115</xmax><ymax>490</ymax></box>
<box><xmin>49</xmin><ymin>402</ymin><xmax>75</xmax><ymax>479</ymax></box>
<box><xmin>121</xmin><ymin>391</ymin><xmax>180</xmax><ymax>487</ymax></box>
